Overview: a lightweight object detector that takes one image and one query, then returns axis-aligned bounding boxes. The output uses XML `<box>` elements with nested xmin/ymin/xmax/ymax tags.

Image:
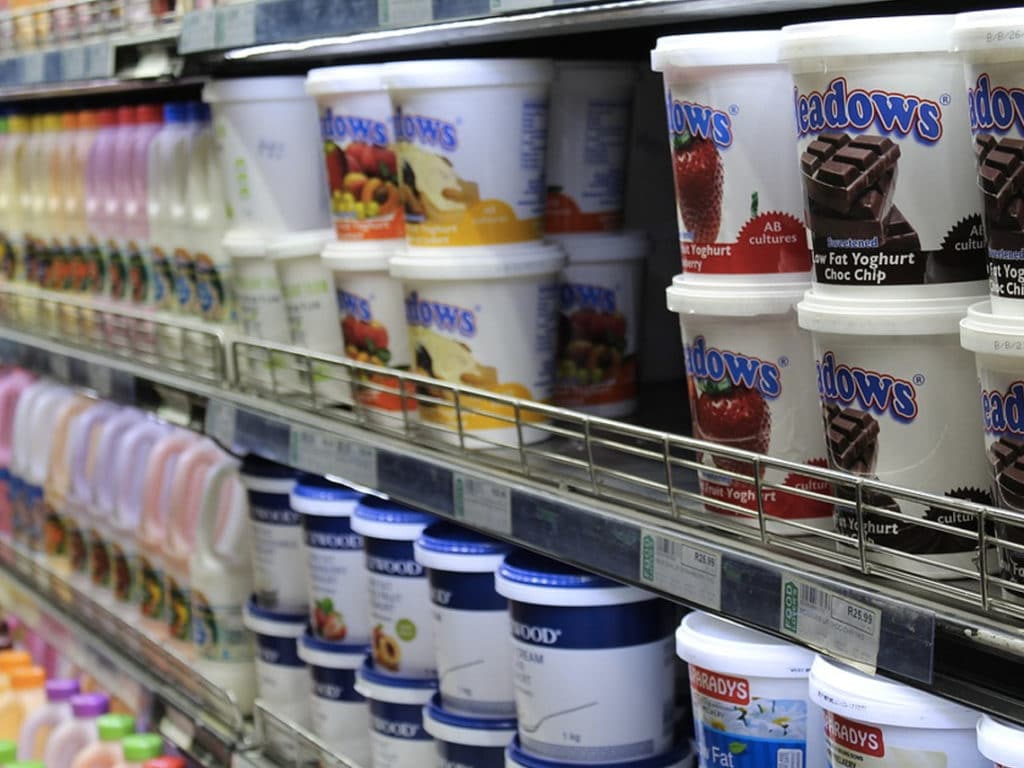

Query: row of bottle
<box><xmin>0</xmin><ymin>369</ymin><xmax>258</xmax><ymax>711</ymax></box>
<box><xmin>0</xmin><ymin>104</ymin><xmax>231</xmax><ymax>325</ymax></box>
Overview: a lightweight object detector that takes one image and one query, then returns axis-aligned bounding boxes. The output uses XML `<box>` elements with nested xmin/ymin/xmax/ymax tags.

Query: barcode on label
<box><xmin>639</xmin><ymin>531</ymin><xmax>721</xmax><ymax>610</ymax></box>
<box><xmin>800</xmin><ymin>583</ymin><xmax>832</xmax><ymax>612</ymax></box>
<box><xmin>659</xmin><ymin>537</ymin><xmax>678</xmax><ymax>557</ymax></box>
<box><xmin>777</xmin><ymin>749</ymin><xmax>803</xmax><ymax>768</ymax></box>
<box><xmin>453</xmin><ymin>475</ymin><xmax>512</xmax><ymax>535</ymax></box>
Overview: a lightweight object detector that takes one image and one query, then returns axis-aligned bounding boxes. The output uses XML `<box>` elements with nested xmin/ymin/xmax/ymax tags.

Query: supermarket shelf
<box><xmin>3</xmin><ymin>286</ymin><xmax>1024</xmax><ymax>725</ymax></box>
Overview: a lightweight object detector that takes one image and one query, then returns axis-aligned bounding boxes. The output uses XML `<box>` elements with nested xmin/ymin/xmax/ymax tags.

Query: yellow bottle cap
<box><xmin>7</xmin><ymin>115</ymin><xmax>28</xmax><ymax>134</ymax></box>
<box><xmin>10</xmin><ymin>666</ymin><xmax>45</xmax><ymax>690</ymax></box>
<box><xmin>61</xmin><ymin>111</ymin><xmax>78</xmax><ymax>131</ymax></box>
<box><xmin>0</xmin><ymin>650</ymin><xmax>32</xmax><ymax>672</ymax></box>
<box><xmin>43</xmin><ymin>114</ymin><xmax>61</xmax><ymax>132</ymax></box>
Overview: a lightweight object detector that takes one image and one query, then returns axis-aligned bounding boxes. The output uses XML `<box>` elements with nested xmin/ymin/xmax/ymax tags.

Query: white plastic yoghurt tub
<box><xmin>977</xmin><ymin>714</ymin><xmax>1024</xmax><ymax>767</ymax></box>
<box><xmin>544</xmin><ymin>61</ymin><xmax>637</xmax><ymax>234</ymax></box>
<box><xmin>297</xmin><ymin>631</ymin><xmax>371</xmax><ymax>765</ymax></box>
<box><xmin>413</xmin><ymin>521</ymin><xmax>513</xmax><ymax>716</ymax></box>
<box><xmin>323</xmin><ymin>240</ymin><xmax>415</xmax><ymax>427</ymax></box>
<box><xmin>390</xmin><ymin>244</ymin><xmax>565</xmax><ymax>449</ymax></box>
<box><xmin>668</xmin><ymin>275</ymin><xmax>833</xmax><ymax>534</ymax></box>
<box><xmin>809</xmin><ymin>655</ymin><xmax>988</xmax><ymax>768</ymax></box>
<box><xmin>423</xmin><ymin>693</ymin><xmax>517</xmax><ymax>768</ymax></box>
<box><xmin>306</xmin><ymin>64</ymin><xmax>405</xmax><ymax>242</ymax></box>
<box><xmin>960</xmin><ymin>301</ymin><xmax>1024</xmax><ymax>601</ymax></box>
<box><xmin>550</xmin><ymin>231</ymin><xmax>647</xmax><ymax>418</ymax></box>
<box><xmin>243</xmin><ymin>597</ymin><xmax>311</xmax><ymax>725</ymax></box>
<box><xmin>240</xmin><ymin>455</ymin><xmax>304</xmax><ymax>611</ymax></box>
<box><xmin>351</xmin><ymin>496</ymin><xmax>438</xmax><ymax>678</ymax></box>
<box><xmin>799</xmin><ymin>289</ymin><xmax>993</xmax><ymax>579</ymax></box>
<box><xmin>677</xmin><ymin>611</ymin><xmax>815</xmax><ymax>768</ymax></box>
<box><xmin>494</xmin><ymin>550</ymin><xmax>676</xmax><ymax>763</ymax></box>
<box><xmin>780</xmin><ymin>16</ymin><xmax>987</xmax><ymax>293</ymax></box>
<box><xmin>651</xmin><ymin>31</ymin><xmax>812</xmax><ymax>277</ymax></box>
<box><xmin>954</xmin><ymin>10</ymin><xmax>1024</xmax><ymax>316</ymax></box>
<box><xmin>202</xmin><ymin>77</ymin><xmax>331</xmax><ymax>233</ymax></box>
<box><xmin>291</xmin><ymin>476</ymin><xmax>368</xmax><ymax>644</ymax></box>
<box><xmin>386</xmin><ymin>59</ymin><xmax>554</xmax><ymax>249</ymax></box>
<box><xmin>355</xmin><ymin>658</ymin><xmax>438</xmax><ymax>768</ymax></box>
<box><xmin>506</xmin><ymin>736</ymin><xmax>694</xmax><ymax>768</ymax></box>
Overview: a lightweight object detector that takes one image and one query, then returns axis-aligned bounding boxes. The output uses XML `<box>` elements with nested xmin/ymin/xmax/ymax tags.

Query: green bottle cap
<box><xmin>8</xmin><ymin>762</ymin><xmax>46</xmax><ymax>767</ymax></box>
<box><xmin>0</xmin><ymin>740</ymin><xmax>16</xmax><ymax>762</ymax></box>
<box><xmin>121</xmin><ymin>733</ymin><xmax>163</xmax><ymax>761</ymax></box>
<box><xmin>97</xmin><ymin>713</ymin><xmax>136</xmax><ymax>741</ymax></box>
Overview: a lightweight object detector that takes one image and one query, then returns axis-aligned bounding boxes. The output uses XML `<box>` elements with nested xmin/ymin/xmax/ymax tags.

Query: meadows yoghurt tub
<box><xmin>977</xmin><ymin>715</ymin><xmax>1024</xmax><ymax>768</ymax></box>
<box><xmin>386</xmin><ymin>59</ymin><xmax>553</xmax><ymax>249</ymax></box>
<box><xmin>306</xmin><ymin>65</ymin><xmax>405</xmax><ymax>241</ymax></box>
<box><xmin>355</xmin><ymin>659</ymin><xmax>438</xmax><ymax>768</ymax></box>
<box><xmin>651</xmin><ymin>31</ymin><xmax>812</xmax><ymax>276</ymax></box>
<box><xmin>780</xmin><ymin>16</ymin><xmax>988</xmax><ymax>293</ymax></box>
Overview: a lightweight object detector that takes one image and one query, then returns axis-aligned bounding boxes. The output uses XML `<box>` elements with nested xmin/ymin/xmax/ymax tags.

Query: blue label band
<box><xmin>304</xmin><ymin>514</ymin><xmax>363</xmax><ymax>550</ymax></box>
<box><xmin>429</xmin><ymin>569</ymin><xmax>507</xmax><ymax>611</ymax></box>
<box><xmin>369</xmin><ymin>699</ymin><xmax>432</xmax><ymax>741</ymax></box>
<box><xmin>508</xmin><ymin>599</ymin><xmax>674</xmax><ymax>649</ymax></box>
<box><xmin>365</xmin><ymin>537</ymin><xmax>424</xmax><ymax>579</ymax></box>
<box><xmin>436</xmin><ymin>740</ymin><xmax>507</xmax><ymax>768</ymax></box>
<box><xmin>256</xmin><ymin>634</ymin><xmax>304</xmax><ymax>667</ymax></box>
<box><xmin>311</xmin><ymin>666</ymin><xmax>365</xmax><ymax>703</ymax></box>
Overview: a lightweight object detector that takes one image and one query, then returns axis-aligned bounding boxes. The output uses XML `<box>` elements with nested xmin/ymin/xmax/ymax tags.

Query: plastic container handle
<box><xmin>113</xmin><ymin>420</ymin><xmax>169</xmax><ymax>530</ymax></box>
<box><xmin>0</xmin><ymin>371</ymin><xmax>34</xmax><ymax>462</ymax></box>
<box><xmin>195</xmin><ymin>455</ymin><xmax>242</xmax><ymax>561</ymax></box>
<box><xmin>139</xmin><ymin>430</ymin><xmax>197</xmax><ymax>540</ymax></box>
<box><xmin>88</xmin><ymin>407</ymin><xmax>144</xmax><ymax>514</ymax></box>
<box><xmin>166</xmin><ymin>438</ymin><xmax>226</xmax><ymax>557</ymax></box>
<box><xmin>212</xmin><ymin>474</ymin><xmax>248</xmax><ymax>564</ymax></box>
<box><xmin>66</xmin><ymin>402</ymin><xmax>120</xmax><ymax>508</ymax></box>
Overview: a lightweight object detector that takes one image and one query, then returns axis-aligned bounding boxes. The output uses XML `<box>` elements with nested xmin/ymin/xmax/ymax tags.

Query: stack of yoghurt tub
<box><xmin>654</xmin><ymin>12</ymin><xmax>1024</xmax><ymax>768</ymax></box>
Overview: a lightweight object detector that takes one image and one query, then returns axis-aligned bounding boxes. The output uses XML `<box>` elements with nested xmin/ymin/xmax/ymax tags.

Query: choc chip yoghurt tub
<box><xmin>652</xmin><ymin>31</ymin><xmax>812</xmax><ymax>277</ymax></box>
<box><xmin>780</xmin><ymin>16</ymin><xmax>988</xmax><ymax>293</ymax></box>
<box><xmin>977</xmin><ymin>714</ymin><xmax>1024</xmax><ymax>768</ymax></box>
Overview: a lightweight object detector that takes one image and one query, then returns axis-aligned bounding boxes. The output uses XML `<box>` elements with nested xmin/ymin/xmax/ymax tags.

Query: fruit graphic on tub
<box><xmin>692</xmin><ymin>379</ymin><xmax>770</xmax><ymax>477</ymax></box>
<box><xmin>313</xmin><ymin>597</ymin><xmax>347</xmax><ymax>641</ymax></box>
<box><xmin>372</xmin><ymin>624</ymin><xmax>401</xmax><ymax>671</ymax></box>
<box><xmin>342</xmin><ymin>314</ymin><xmax>391</xmax><ymax>365</ymax></box>
<box><xmin>557</xmin><ymin>306</ymin><xmax>630</xmax><ymax>387</ymax></box>
<box><xmin>324</xmin><ymin>141</ymin><xmax>401</xmax><ymax>220</ymax></box>
<box><xmin>673</xmin><ymin>132</ymin><xmax>724</xmax><ymax>243</ymax></box>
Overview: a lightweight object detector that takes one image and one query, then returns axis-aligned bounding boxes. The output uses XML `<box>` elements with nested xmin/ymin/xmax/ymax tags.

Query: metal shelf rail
<box><xmin>1</xmin><ymin>284</ymin><xmax>1024</xmax><ymax>728</ymax></box>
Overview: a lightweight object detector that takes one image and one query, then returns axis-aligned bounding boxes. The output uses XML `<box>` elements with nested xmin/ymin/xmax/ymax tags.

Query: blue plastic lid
<box><xmin>425</xmin><ymin>693</ymin><xmax>516</xmax><ymax>731</ymax></box>
<box><xmin>498</xmin><ymin>550</ymin><xmax>619</xmax><ymax>590</ymax></box>
<box><xmin>245</xmin><ymin>595</ymin><xmax>307</xmax><ymax>623</ymax></box>
<box><xmin>293</xmin><ymin>475</ymin><xmax>362</xmax><ymax>502</ymax></box>
<box><xmin>417</xmin><ymin>522</ymin><xmax>511</xmax><ymax>556</ymax></box>
<box><xmin>195</xmin><ymin>101</ymin><xmax>212</xmax><ymax>121</ymax></box>
<box><xmin>299</xmin><ymin>631</ymin><xmax>369</xmax><ymax>669</ymax></box>
<box><xmin>354</xmin><ymin>495</ymin><xmax>436</xmax><ymax>525</ymax></box>
<box><xmin>359</xmin><ymin>658</ymin><xmax>438</xmax><ymax>690</ymax></box>
<box><xmin>507</xmin><ymin>737</ymin><xmax>689</xmax><ymax>768</ymax></box>
<box><xmin>301</xmin><ymin>632</ymin><xmax>370</xmax><ymax>656</ymax></box>
<box><xmin>185</xmin><ymin>101</ymin><xmax>204</xmax><ymax>121</ymax></box>
<box><xmin>241</xmin><ymin>455</ymin><xmax>299</xmax><ymax>480</ymax></box>
<box><xmin>163</xmin><ymin>102</ymin><xmax>187</xmax><ymax>123</ymax></box>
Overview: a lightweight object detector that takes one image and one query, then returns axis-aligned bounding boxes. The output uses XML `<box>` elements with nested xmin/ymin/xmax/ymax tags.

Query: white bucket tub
<box><xmin>977</xmin><ymin>714</ymin><xmax>1024</xmax><ymax>767</ymax></box>
<box><xmin>243</xmin><ymin>597</ymin><xmax>310</xmax><ymax>726</ymax></box>
<box><xmin>505</xmin><ymin>736</ymin><xmax>694</xmax><ymax>768</ymax></box>
<box><xmin>423</xmin><ymin>693</ymin><xmax>517</xmax><ymax>768</ymax></box>
<box><xmin>355</xmin><ymin>658</ymin><xmax>438</xmax><ymax>768</ymax></box>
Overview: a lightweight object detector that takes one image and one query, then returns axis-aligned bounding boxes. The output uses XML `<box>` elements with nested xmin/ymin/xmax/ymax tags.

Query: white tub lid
<box><xmin>306</xmin><ymin>63</ymin><xmax>392</xmax><ymax>95</ymax></box>
<box><xmin>386</xmin><ymin>58</ymin><xmax>555</xmax><ymax>90</ymax></box>
<box><xmin>323</xmin><ymin>239</ymin><xmax>405</xmax><ymax>273</ymax></box>
<box><xmin>809</xmin><ymin>655</ymin><xmax>981</xmax><ymax>730</ymax></box>
<box><xmin>495</xmin><ymin>550</ymin><xmax>656</xmax><ymax>607</ymax></box>
<box><xmin>243</xmin><ymin>597</ymin><xmax>307</xmax><ymax>638</ymax></box>
<box><xmin>547</xmin><ymin>232</ymin><xmax>648</xmax><ymax>265</ymax></box>
<box><xmin>954</xmin><ymin>9</ymin><xmax>1024</xmax><ymax>55</ymax></box>
<box><xmin>390</xmin><ymin>243</ymin><xmax>566</xmax><ymax>281</ymax></box>
<box><xmin>666</xmin><ymin>274</ymin><xmax>808</xmax><ymax>317</ymax></box>
<box><xmin>652</xmin><ymin>30</ymin><xmax>783</xmax><ymax>71</ymax></box>
<box><xmin>554</xmin><ymin>60</ymin><xmax>638</xmax><ymax>86</ymax></box>
<box><xmin>423</xmin><ymin>694</ymin><xmax>517</xmax><ymax>747</ymax></box>
<box><xmin>977</xmin><ymin>714</ymin><xmax>1024</xmax><ymax>766</ymax></box>
<box><xmin>355</xmin><ymin>660</ymin><xmax>438</xmax><ymax>704</ymax></box>
<box><xmin>780</xmin><ymin>16</ymin><xmax>954</xmax><ymax>61</ymax></box>
<box><xmin>675</xmin><ymin>612</ymin><xmax>813</xmax><ymax>678</ymax></box>
<box><xmin>414</xmin><ymin>521</ymin><xmax>511</xmax><ymax>574</ymax></box>
<box><xmin>961</xmin><ymin>300</ymin><xmax>1024</xmax><ymax>357</ymax></box>
<box><xmin>798</xmin><ymin>288</ymin><xmax>983</xmax><ymax>336</ymax></box>
<box><xmin>223</xmin><ymin>230</ymin><xmax>268</xmax><ymax>259</ymax></box>
<box><xmin>203</xmin><ymin>76</ymin><xmax>311</xmax><ymax>103</ymax></box>
<box><xmin>289</xmin><ymin>475</ymin><xmax>362</xmax><ymax>516</ymax></box>
<box><xmin>267</xmin><ymin>229</ymin><xmax>335</xmax><ymax>261</ymax></box>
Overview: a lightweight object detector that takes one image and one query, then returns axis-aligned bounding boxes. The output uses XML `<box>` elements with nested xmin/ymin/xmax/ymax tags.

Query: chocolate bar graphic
<box><xmin>977</xmin><ymin>135</ymin><xmax>1024</xmax><ymax>250</ymax></box>
<box><xmin>989</xmin><ymin>436</ymin><xmax>1024</xmax><ymax>511</ymax></box>
<box><xmin>824</xmin><ymin>404</ymin><xmax>879</xmax><ymax>476</ymax></box>
<box><xmin>802</xmin><ymin>133</ymin><xmax>901</xmax><ymax>216</ymax></box>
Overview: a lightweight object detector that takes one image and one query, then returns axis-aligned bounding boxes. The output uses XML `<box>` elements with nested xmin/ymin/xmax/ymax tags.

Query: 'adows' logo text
<box><xmin>825</xmin><ymin>713</ymin><xmax>884</xmax><ymax>757</ymax></box>
<box><xmin>794</xmin><ymin>77</ymin><xmax>943</xmax><ymax>142</ymax></box>
<box><xmin>405</xmin><ymin>291</ymin><xmax>476</xmax><ymax>338</ymax></box>
<box><xmin>982</xmin><ymin>382</ymin><xmax>1024</xmax><ymax>435</ymax></box>
<box><xmin>816</xmin><ymin>351</ymin><xmax>918</xmax><ymax>423</ymax></box>
<box><xmin>683</xmin><ymin>336</ymin><xmax>781</xmax><ymax>399</ymax></box>
<box><xmin>668</xmin><ymin>95</ymin><xmax>733</xmax><ymax>148</ymax></box>
<box><xmin>560</xmin><ymin>283</ymin><xmax>616</xmax><ymax>313</ymax></box>
<box><xmin>690</xmin><ymin>666</ymin><xmax>750</xmax><ymax>705</ymax></box>
<box><xmin>394</xmin><ymin>107</ymin><xmax>458</xmax><ymax>152</ymax></box>
<box><xmin>968</xmin><ymin>73</ymin><xmax>1024</xmax><ymax>134</ymax></box>
<box><xmin>321</xmin><ymin>107</ymin><xmax>389</xmax><ymax>146</ymax></box>
<box><xmin>339</xmin><ymin>289</ymin><xmax>372</xmax><ymax>323</ymax></box>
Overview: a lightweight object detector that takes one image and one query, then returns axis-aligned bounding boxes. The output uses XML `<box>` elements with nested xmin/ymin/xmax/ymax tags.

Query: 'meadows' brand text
<box><xmin>969</xmin><ymin>73</ymin><xmax>1024</xmax><ymax>134</ymax></box>
<box><xmin>561</xmin><ymin>283</ymin><xmax>616</xmax><ymax>313</ymax></box>
<box><xmin>405</xmin><ymin>291</ymin><xmax>476</xmax><ymax>338</ymax></box>
<box><xmin>982</xmin><ymin>382</ymin><xmax>1024</xmax><ymax>435</ymax></box>
<box><xmin>321</xmin><ymin>107</ymin><xmax>389</xmax><ymax>146</ymax></box>
<box><xmin>817</xmin><ymin>351</ymin><xmax>918</xmax><ymax>422</ymax></box>
<box><xmin>394</xmin><ymin>106</ymin><xmax>458</xmax><ymax>152</ymax></box>
<box><xmin>668</xmin><ymin>95</ymin><xmax>733</xmax><ymax>148</ymax></box>
<box><xmin>684</xmin><ymin>336</ymin><xmax>781</xmax><ymax>399</ymax></box>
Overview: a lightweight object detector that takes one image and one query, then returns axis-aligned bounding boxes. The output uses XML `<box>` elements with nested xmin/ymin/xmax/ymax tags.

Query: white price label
<box><xmin>290</xmin><ymin>428</ymin><xmax>378</xmax><ymax>489</ymax></box>
<box><xmin>61</xmin><ymin>46</ymin><xmax>85</xmax><ymax>80</ymax></box>
<box><xmin>84</xmin><ymin>42</ymin><xmax>112</xmax><ymax>79</ymax></box>
<box><xmin>780</xmin><ymin>575</ymin><xmax>880</xmax><ymax>670</ymax></box>
<box><xmin>639</xmin><ymin>530</ymin><xmax>721</xmax><ymax>610</ymax></box>
<box><xmin>21</xmin><ymin>52</ymin><xmax>43</xmax><ymax>84</ymax></box>
<box><xmin>86</xmin><ymin>364</ymin><xmax>112</xmax><ymax>398</ymax></box>
<box><xmin>180</xmin><ymin>9</ymin><xmax>216</xmax><ymax>53</ymax></box>
<box><xmin>48</xmin><ymin>352</ymin><xmax>70</xmax><ymax>382</ymax></box>
<box><xmin>205</xmin><ymin>400</ymin><xmax>236</xmax><ymax>448</ymax></box>
<box><xmin>453</xmin><ymin>475</ymin><xmax>512</xmax><ymax>535</ymax></box>
<box><xmin>217</xmin><ymin>2</ymin><xmax>256</xmax><ymax>49</ymax></box>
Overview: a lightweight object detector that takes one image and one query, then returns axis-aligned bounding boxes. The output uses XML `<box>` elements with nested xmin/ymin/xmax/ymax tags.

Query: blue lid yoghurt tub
<box><xmin>423</xmin><ymin>693</ymin><xmax>516</xmax><ymax>768</ymax></box>
<box><xmin>355</xmin><ymin>659</ymin><xmax>438</xmax><ymax>768</ymax></box>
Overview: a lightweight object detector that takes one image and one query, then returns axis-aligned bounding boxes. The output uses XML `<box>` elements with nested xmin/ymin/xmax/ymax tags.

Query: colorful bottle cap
<box><xmin>43</xmin><ymin>113</ymin><xmax>61</xmax><ymax>131</ymax></box>
<box><xmin>8</xmin><ymin>761</ymin><xmax>45</xmax><ymax>767</ymax></box>
<box><xmin>0</xmin><ymin>650</ymin><xmax>31</xmax><ymax>671</ymax></box>
<box><xmin>144</xmin><ymin>758</ymin><xmax>186</xmax><ymax>768</ymax></box>
<box><xmin>7</xmin><ymin>115</ymin><xmax>27</xmax><ymax>133</ymax></box>
<box><xmin>136</xmin><ymin>104</ymin><xmax>163</xmax><ymax>124</ymax></box>
<box><xmin>96</xmin><ymin>713</ymin><xmax>135</xmax><ymax>741</ymax></box>
<box><xmin>70</xmin><ymin>692</ymin><xmax>109</xmax><ymax>718</ymax></box>
<box><xmin>10</xmin><ymin>666</ymin><xmax>45</xmax><ymax>690</ymax></box>
<box><xmin>0</xmin><ymin>740</ymin><xmax>15</xmax><ymax>762</ymax></box>
<box><xmin>116</xmin><ymin>105</ymin><xmax>137</xmax><ymax>125</ymax></box>
<box><xmin>121</xmin><ymin>733</ymin><xmax>163</xmax><ymax>761</ymax></box>
<box><xmin>95</xmin><ymin>108</ymin><xmax>117</xmax><ymax>127</ymax></box>
<box><xmin>163</xmin><ymin>102</ymin><xmax>187</xmax><ymax>123</ymax></box>
<box><xmin>61</xmin><ymin>111</ymin><xmax>78</xmax><ymax>131</ymax></box>
<box><xmin>44</xmin><ymin>678</ymin><xmax>80</xmax><ymax>702</ymax></box>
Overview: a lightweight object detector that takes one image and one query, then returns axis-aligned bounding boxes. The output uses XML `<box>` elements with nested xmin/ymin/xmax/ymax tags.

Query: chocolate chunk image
<box><xmin>977</xmin><ymin>135</ymin><xmax>1024</xmax><ymax>221</ymax></box>
<box><xmin>802</xmin><ymin>133</ymin><xmax>901</xmax><ymax>216</ymax></box>
<box><xmin>989</xmin><ymin>436</ymin><xmax>1024</xmax><ymax>511</ymax></box>
<box><xmin>824</xmin><ymin>405</ymin><xmax>880</xmax><ymax>476</ymax></box>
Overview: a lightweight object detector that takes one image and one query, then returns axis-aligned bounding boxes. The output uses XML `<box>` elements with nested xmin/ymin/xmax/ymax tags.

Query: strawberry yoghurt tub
<box><xmin>652</xmin><ymin>31</ymin><xmax>812</xmax><ymax>278</ymax></box>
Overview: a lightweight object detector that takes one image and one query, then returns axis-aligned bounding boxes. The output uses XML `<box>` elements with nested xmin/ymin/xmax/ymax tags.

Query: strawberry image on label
<box><xmin>673</xmin><ymin>132</ymin><xmax>724</xmax><ymax>243</ymax></box>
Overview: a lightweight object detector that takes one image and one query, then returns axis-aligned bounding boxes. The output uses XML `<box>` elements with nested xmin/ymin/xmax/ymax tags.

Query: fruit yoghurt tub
<box><xmin>306</xmin><ymin>64</ymin><xmax>405</xmax><ymax>242</ymax></box>
<box><xmin>423</xmin><ymin>693</ymin><xmax>517</xmax><ymax>768</ymax></box>
<box><xmin>978</xmin><ymin>715</ymin><xmax>1024</xmax><ymax>767</ymax></box>
<box><xmin>959</xmin><ymin>301</ymin><xmax>1024</xmax><ymax>601</ymax></box>
<box><xmin>240</xmin><ymin>455</ymin><xmax>303</xmax><ymax>611</ymax></box>
<box><xmin>544</xmin><ymin>61</ymin><xmax>637</xmax><ymax>234</ymax></box>
<box><xmin>413</xmin><ymin>522</ymin><xmax>513</xmax><ymax>716</ymax></box>
<box><xmin>354</xmin><ymin>659</ymin><xmax>438</xmax><ymax>768</ymax></box>
<box><xmin>550</xmin><ymin>231</ymin><xmax>647</xmax><ymax>418</ymax></box>
<box><xmin>651</xmin><ymin>31</ymin><xmax>812</xmax><ymax>277</ymax></box>
<box><xmin>390</xmin><ymin>244</ymin><xmax>564</xmax><ymax>449</ymax></box>
<box><xmin>322</xmin><ymin>240</ymin><xmax>415</xmax><ymax>428</ymax></box>
<box><xmin>297</xmin><ymin>631</ymin><xmax>371</xmax><ymax>765</ymax></box>
<box><xmin>676</xmin><ymin>611</ymin><xmax>817</xmax><ymax>768</ymax></box>
<box><xmin>386</xmin><ymin>59</ymin><xmax>554</xmax><ymax>249</ymax></box>
<box><xmin>667</xmin><ymin>275</ymin><xmax>833</xmax><ymax>533</ymax></box>
<box><xmin>290</xmin><ymin>476</ymin><xmax>369</xmax><ymax>643</ymax></box>
<box><xmin>202</xmin><ymin>77</ymin><xmax>331</xmax><ymax>233</ymax></box>
<box><xmin>242</xmin><ymin>597</ymin><xmax>311</xmax><ymax>726</ymax></box>
<box><xmin>810</xmin><ymin>655</ymin><xmax>987</xmax><ymax>768</ymax></box>
<box><xmin>799</xmin><ymin>290</ymin><xmax>993</xmax><ymax>579</ymax></box>
<box><xmin>780</xmin><ymin>16</ymin><xmax>988</xmax><ymax>293</ymax></box>
<box><xmin>352</xmin><ymin>498</ymin><xmax>438</xmax><ymax>679</ymax></box>
<box><xmin>494</xmin><ymin>550</ymin><xmax>676</xmax><ymax>763</ymax></box>
<box><xmin>955</xmin><ymin>10</ymin><xmax>1024</xmax><ymax>316</ymax></box>
<box><xmin>269</xmin><ymin>229</ymin><xmax>349</xmax><ymax>404</ymax></box>
<box><xmin>505</xmin><ymin>737</ymin><xmax>695</xmax><ymax>768</ymax></box>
